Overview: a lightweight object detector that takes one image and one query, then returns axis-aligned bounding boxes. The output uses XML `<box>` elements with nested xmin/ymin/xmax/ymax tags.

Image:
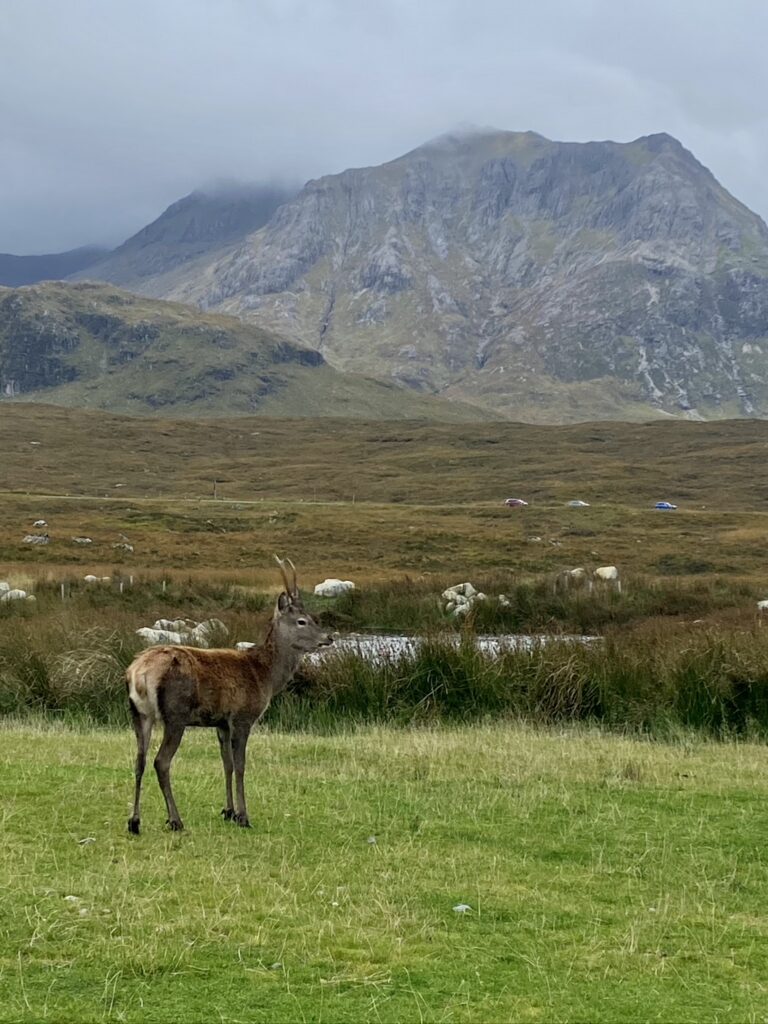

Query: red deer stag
<box><xmin>125</xmin><ymin>557</ymin><xmax>333</xmax><ymax>833</ymax></box>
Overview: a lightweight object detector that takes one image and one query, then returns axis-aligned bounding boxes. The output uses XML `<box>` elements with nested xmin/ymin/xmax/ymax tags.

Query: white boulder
<box><xmin>136</xmin><ymin>627</ymin><xmax>185</xmax><ymax>645</ymax></box>
<box><xmin>137</xmin><ymin>618</ymin><xmax>229</xmax><ymax>648</ymax></box>
<box><xmin>191</xmin><ymin>619</ymin><xmax>227</xmax><ymax>644</ymax></box>
<box><xmin>152</xmin><ymin>618</ymin><xmax>196</xmax><ymax>632</ymax></box>
<box><xmin>441</xmin><ymin>582</ymin><xmax>477</xmax><ymax>601</ymax></box>
<box><xmin>441</xmin><ymin>582</ymin><xmax>495</xmax><ymax>618</ymax></box>
<box><xmin>314</xmin><ymin>579</ymin><xmax>355</xmax><ymax>598</ymax></box>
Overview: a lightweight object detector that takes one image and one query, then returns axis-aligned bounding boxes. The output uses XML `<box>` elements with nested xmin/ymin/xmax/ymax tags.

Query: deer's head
<box><xmin>273</xmin><ymin>556</ymin><xmax>334</xmax><ymax>653</ymax></box>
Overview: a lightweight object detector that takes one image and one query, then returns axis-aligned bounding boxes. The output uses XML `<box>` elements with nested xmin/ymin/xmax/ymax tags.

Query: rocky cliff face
<box><xmin>150</xmin><ymin>129</ymin><xmax>768</xmax><ymax>422</ymax></box>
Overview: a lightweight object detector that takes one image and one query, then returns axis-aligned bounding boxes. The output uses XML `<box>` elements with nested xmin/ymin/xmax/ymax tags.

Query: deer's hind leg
<box><xmin>154</xmin><ymin>723</ymin><xmax>186</xmax><ymax>831</ymax></box>
<box><xmin>217</xmin><ymin>724</ymin><xmax>235</xmax><ymax>821</ymax></box>
<box><xmin>128</xmin><ymin>699</ymin><xmax>154</xmax><ymax>835</ymax></box>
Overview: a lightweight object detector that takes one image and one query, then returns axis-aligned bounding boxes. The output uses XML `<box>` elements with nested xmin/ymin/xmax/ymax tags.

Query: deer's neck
<box><xmin>261</xmin><ymin>625</ymin><xmax>303</xmax><ymax>699</ymax></box>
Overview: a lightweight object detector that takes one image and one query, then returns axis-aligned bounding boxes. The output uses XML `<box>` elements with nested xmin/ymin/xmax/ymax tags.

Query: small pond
<box><xmin>308</xmin><ymin>631</ymin><xmax>600</xmax><ymax>665</ymax></box>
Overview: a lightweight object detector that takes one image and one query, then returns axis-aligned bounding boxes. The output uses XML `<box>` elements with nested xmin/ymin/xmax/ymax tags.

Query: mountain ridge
<box><xmin>0</xmin><ymin>246</ymin><xmax>107</xmax><ymax>287</ymax></box>
<box><xmin>126</xmin><ymin>128</ymin><xmax>768</xmax><ymax>423</ymax></box>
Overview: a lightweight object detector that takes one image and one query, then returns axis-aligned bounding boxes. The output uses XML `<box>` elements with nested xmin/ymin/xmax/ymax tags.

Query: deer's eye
<box><xmin>297</xmin><ymin>618</ymin><xmax>308</xmax><ymax>626</ymax></box>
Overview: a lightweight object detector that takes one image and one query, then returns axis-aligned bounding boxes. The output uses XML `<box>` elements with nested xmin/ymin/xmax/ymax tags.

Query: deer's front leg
<box><xmin>217</xmin><ymin>724</ymin><xmax>235</xmax><ymax>821</ymax></box>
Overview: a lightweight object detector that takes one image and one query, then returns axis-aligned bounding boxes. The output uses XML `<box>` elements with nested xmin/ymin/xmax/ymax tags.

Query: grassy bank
<box><xmin>2</xmin><ymin>721</ymin><xmax>768</xmax><ymax>1022</ymax></box>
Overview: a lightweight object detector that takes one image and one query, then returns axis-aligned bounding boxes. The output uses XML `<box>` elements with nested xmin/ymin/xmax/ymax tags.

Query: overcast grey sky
<box><xmin>3</xmin><ymin>0</ymin><xmax>767</xmax><ymax>253</ymax></box>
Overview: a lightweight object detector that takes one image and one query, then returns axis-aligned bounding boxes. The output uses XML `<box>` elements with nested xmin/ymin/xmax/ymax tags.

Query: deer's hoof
<box><xmin>235</xmin><ymin>814</ymin><xmax>251</xmax><ymax>828</ymax></box>
<box><xmin>221</xmin><ymin>808</ymin><xmax>236</xmax><ymax>821</ymax></box>
<box><xmin>166</xmin><ymin>818</ymin><xmax>184</xmax><ymax>832</ymax></box>
<box><xmin>127</xmin><ymin>817</ymin><xmax>140</xmax><ymax>835</ymax></box>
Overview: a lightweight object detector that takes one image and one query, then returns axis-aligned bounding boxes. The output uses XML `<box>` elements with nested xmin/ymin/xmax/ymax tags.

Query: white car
<box><xmin>567</xmin><ymin>500</ymin><xmax>590</xmax><ymax>507</ymax></box>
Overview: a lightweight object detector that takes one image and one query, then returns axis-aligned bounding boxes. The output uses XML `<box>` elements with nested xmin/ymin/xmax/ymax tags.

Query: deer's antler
<box><xmin>274</xmin><ymin>555</ymin><xmax>299</xmax><ymax>598</ymax></box>
<box><xmin>285</xmin><ymin>557</ymin><xmax>298</xmax><ymax>597</ymax></box>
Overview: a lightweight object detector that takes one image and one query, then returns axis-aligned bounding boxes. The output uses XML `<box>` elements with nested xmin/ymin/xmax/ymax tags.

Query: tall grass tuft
<box><xmin>0</xmin><ymin>619</ymin><xmax>141</xmax><ymax>724</ymax></box>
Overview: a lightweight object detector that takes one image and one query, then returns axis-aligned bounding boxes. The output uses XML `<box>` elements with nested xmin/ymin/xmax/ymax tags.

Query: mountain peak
<box><xmin>401</xmin><ymin>126</ymin><xmax>551</xmax><ymax>164</ymax></box>
<box><xmin>418</xmin><ymin>125</ymin><xmax>546</xmax><ymax>148</ymax></box>
<box><xmin>71</xmin><ymin>182</ymin><xmax>297</xmax><ymax>292</ymax></box>
<box><xmin>633</xmin><ymin>131</ymin><xmax>684</xmax><ymax>151</ymax></box>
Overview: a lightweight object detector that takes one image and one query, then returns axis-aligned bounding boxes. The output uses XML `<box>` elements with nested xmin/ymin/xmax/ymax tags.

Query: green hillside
<box><xmin>0</xmin><ymin>282</ymin><xmax>487</xmax><ymax>421</ymax></box>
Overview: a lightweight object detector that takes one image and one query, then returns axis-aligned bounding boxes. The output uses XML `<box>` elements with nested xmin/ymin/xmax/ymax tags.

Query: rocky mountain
<box><xmin>115</xmin><ymin>128</ymin><xmax>768</xmax><ymax>423</ymax></box>
<box><xmin>0</xmin><ymin>246</ymin><xmax>106</xmax><ymax>286</ymax></box>
<box><xmin>0</xmin><ymin>282</ymin><xmax>485</xmax><ymax>420</ymax></box>
<box><xmin>72</xmin><ymin>183</ymin><xmax>297</xmax><ymax>296</ymax></box>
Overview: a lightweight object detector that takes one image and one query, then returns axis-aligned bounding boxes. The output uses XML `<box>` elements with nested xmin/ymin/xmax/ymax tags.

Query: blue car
<box><xmin>654</xmin><ymin>501</ymin><xmax>678</xmax><ymax>510</ymax></box>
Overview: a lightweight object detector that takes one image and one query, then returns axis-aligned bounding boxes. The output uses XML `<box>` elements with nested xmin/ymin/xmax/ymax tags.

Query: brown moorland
<box><xmin>0</xmin><ymin>404</ymin><xmax>766</xmax><ymax>583</ymax></box>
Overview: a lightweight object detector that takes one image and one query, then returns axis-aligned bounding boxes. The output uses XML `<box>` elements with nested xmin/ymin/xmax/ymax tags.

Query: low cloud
<box><xmin>3</xmin><ymin>0</ymin><xmax>767</xmax><ymax>253</ymax></box>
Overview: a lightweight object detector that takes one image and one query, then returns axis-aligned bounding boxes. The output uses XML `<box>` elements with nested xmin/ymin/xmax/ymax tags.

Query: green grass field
<box><xmin>2</xmin><ymin>722</ymin><xmax>768</xmax><ymax>1022</ymax></box>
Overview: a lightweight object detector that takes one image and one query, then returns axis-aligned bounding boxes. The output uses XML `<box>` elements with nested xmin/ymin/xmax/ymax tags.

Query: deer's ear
<box><xmin>277</xmin><ymin>591</ymin><xmax>291</xmax><ymax>612</ymax></box>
